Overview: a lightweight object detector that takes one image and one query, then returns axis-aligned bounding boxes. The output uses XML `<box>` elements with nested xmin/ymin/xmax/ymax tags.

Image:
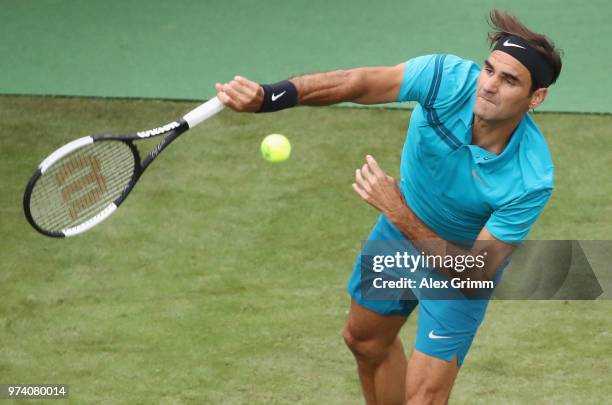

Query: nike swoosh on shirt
<box><xmin>271</xmin><ymin>91</ymin><xmax>286</xmax><ymax>101</ymax></box>
<box><xmin>428</xmin><ymin>330</ymin><xmax>451</xmax><ymax>339</ymax></box>
<box><xmin>503</xmin><ymin>39</ymin><xmax>526</xmax><ymax>49</ymax></box>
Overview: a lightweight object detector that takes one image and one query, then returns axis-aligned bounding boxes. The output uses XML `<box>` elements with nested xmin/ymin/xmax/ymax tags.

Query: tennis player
<box><xmin>216</xmin><ymin>9</ymin><xmax>562</xmax><ymax>405</ymax></box>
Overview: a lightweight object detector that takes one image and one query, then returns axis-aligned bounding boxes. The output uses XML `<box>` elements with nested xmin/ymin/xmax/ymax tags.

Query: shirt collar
<box><xmin>460</xmin><ymin>91</ymin><xmax>527</xmax><ymax>168</ymax></box>
<box><xmin>468</xmin><ymin>118</ymin><xmax>525</xmax><ymax>167</ymax></box>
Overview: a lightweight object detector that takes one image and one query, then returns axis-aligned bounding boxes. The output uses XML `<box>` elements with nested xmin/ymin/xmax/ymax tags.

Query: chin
<box><xmin>474</xmin><ymin>102</ymin><xmax>508</xmax><ymax>122</ymax></box>
<box><xmin>473</xmin><ymin>104</ymin><xmax>493</xmax><ymax>120</ymax></box>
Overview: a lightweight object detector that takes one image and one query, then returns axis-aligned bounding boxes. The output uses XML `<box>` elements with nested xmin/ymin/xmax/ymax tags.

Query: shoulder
<box><xmin>401</xmin><ymin>54</ymin><xmax>480</xmax><ymax>111</ymax></box>
<box><xmin>406</xmin><ymin>54</ymin><xmax>478</xmax><ymax>74</ymax></box>
<box><xmin>432</xmin><ymin>55</ymin><xmax>480</xmax><ymax>107</ymax></box>
<box><xmin>399</xmin><ymin>54</ymin><xmax>480</xmax><ymax>108</ymax></box>
<box><xmin>438</xmin><ymin>54</ymin><xmax>481</xmax><ymax>80</ymax></box>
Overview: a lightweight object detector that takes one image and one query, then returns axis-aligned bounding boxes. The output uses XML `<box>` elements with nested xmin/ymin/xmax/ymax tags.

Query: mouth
<box><xmin>478</xmin><ymin>95</ymin><xmax>496</xmax><ymax>105</ymax></box>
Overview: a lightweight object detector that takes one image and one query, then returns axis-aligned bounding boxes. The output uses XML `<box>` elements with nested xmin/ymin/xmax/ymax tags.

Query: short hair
<box><xmin>487</xmin><ymin>9</ymin><xmax>563</xmax><ymax>92</ymax></box>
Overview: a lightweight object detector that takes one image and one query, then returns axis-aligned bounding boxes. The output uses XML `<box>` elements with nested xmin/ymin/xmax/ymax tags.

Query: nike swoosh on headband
<box><xmin>503</xmin><ymin>39</ymin><xmax>526</xmax><ymax>50</ymax></box>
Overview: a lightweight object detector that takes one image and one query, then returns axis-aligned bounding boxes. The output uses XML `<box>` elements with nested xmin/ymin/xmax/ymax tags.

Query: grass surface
<box><xmin>1</xmin><ymin>95</ymin><xmax>611</xmax><ymax>404</ymax></box>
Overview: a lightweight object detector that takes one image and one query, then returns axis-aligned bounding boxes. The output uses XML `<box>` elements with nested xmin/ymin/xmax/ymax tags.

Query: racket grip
<box><xmin>183</xmin><ymin>97</ymin><xmax>224</xmax><ymax>128</ymax></box>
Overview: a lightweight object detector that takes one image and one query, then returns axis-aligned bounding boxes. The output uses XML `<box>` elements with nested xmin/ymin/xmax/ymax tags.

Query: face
<box><xmin>474</xmin><ymin>51</ymin><xmax>545</xmax><ymax>122</ymax></box>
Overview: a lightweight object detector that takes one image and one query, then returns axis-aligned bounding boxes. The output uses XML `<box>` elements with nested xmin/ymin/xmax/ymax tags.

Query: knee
<box><xmin>342</xmin><ymin>324</ymin><xmax>390</xmax><ymax>364</ymax></box>
<box><xmin>342</xmin><ymin>325</ymin><xmax>360</xmax><ymax>353</ymax></box>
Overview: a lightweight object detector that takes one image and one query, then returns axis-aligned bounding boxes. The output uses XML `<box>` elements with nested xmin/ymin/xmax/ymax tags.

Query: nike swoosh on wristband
<box><xmin>428</xmin><ymin>330</ymin><xmax>451</xmax><ymax>339</ymax></box>
<box><xmin>271</xmin><ymin>91</ymin><xmax>286</xmax><ymax>101</ymax></box>
<box><xmin>503</xmin><ymin>39</ymin><xmax>526</xmax><ymax>49</ymax></box>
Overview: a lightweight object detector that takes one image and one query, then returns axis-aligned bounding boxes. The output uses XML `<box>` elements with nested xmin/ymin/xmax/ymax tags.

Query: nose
<box><xmin>482</xmin><ymin>75</ymin><xmax>499</xmax><ymax>94</ymax></box>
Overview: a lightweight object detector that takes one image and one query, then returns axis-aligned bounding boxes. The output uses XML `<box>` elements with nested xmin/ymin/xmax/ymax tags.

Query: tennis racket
<box><xmin>23</xmin><ymin>97</ymin><xmax>225</xmax><ymax>238</ymax></box>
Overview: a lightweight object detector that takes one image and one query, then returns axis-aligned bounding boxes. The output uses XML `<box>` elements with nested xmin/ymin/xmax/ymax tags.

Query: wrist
<box><xmin>257</xmin><ymin>80</ymin><xmax>298</xmax><ymax>113</ymax></box>
<box><xmin>384</xmin><ymin>203</ymin><xmax>410</xmax><ymax>227</ymax></box>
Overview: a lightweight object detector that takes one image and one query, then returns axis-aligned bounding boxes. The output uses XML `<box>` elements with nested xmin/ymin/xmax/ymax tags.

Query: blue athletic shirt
<box><xmin>397</xmin><ymin>54</ymin><xmax>554</xmax><ymax>242</ymax></box>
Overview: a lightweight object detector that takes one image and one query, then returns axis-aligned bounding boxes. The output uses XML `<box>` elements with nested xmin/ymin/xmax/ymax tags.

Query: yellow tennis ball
<box><xmin>261</xmin><ymin>134</ymin><xmax>291</xmax><ymax>163</ymax></box>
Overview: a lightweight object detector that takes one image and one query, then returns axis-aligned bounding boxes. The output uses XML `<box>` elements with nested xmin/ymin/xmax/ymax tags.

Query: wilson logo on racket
<box><xmin>55</xmin><ymin>155</ymin><xmax>107</xmax><ymax>220</ymax></box>
<box><xmin>137</xmin><ymin>122</ymin><xmax>181</xmax><ymax>138</ymax></box>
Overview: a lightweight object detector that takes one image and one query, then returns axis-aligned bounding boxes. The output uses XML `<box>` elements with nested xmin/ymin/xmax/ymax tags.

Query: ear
<box><xmin>529</xmin><ymin>88</ymin><xmax>548</xmax><ymax>109</ymax></box>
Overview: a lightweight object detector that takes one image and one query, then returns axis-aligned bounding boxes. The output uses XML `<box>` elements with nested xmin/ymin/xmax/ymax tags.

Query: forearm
<box><xmin>290</xmin><ymin>69</ymin><xmax>366</xmax><ymax>106</ymax></box>
<box><xmin>386</xmin><ymin>205</ymin><xmax>494</xmax><ymax>283</ymax></box>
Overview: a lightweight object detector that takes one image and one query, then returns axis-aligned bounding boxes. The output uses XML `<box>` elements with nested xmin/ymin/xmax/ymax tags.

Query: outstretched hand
<box><xmin>215</xmin><ymin>76</ymin><xmax>264</xmax><ymax>112</ymax></box>
<box><xmin>352</xmin><ymin>155</ymin><xmax>408</xmax><ymax>220</ymax></box>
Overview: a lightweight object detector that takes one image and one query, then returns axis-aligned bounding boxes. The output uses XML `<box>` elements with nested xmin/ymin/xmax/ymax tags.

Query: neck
<box><xmin>471</xmin><ymin>113</ymin><xmax>524</xmax><ymax>155</ymax></box>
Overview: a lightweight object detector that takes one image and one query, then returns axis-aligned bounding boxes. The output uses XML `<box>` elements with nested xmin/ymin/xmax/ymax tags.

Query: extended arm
<box><xmin>215</xmin><ymin>64</ymin><xmax>405</xmax><ymax>112</ymax></box>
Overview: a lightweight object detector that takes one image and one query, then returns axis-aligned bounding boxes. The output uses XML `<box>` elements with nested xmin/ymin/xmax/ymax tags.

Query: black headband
<box><xmin>493</xmin><ymin>34</ymin><xmax>554</xmax><ymax>89</ymax></box>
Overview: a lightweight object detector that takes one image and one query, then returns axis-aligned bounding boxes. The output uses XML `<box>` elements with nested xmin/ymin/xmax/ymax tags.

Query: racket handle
<box><xmin>183</xmin><ymin>97</ymin><xmax>225</xmax><ymax>128</ymax></box>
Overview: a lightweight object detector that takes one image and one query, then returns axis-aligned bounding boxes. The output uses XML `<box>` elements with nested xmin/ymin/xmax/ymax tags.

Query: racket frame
<box><xmin>23</xmin><ymin>97</ymin><xmax>223</xmax><ymax>238</ymax></box>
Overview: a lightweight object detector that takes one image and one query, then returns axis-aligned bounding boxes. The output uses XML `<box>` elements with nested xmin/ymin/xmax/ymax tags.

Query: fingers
<box><xmin>353</xmin><ymin>155</ymin><xmax>405</xmax><ymax>217</ymax></box>
<box><xmin>353</xmin><ymin>154</ymin><xmax>396</xmax><ymax>197</ymax></box>
<box><xmin>352</xmin><ymin>182</ymin><xmax>370</xmax><ymax>202</ymax></box>
<box><xmin>227</xmin><ymin>77</ymin><xmax>253</xmax><ymax>98</ymax></box>
<box><xmin>217</xmin><ymin>80</ymin><xmax>248</xmax><ymax>101</ymax></box>
<box><xmin>234</xmin><ymin>75</ymin><xmax>260</xmax><ymax>92</ymax></box>
<box><xmin>366</xmin><ymin>155</ymin><xmax>385</xmax><ymax>178</ymax></box>
<box><xmin>220</xmin><ymin>76</ymin><xmax>258</xmax><ymax>97</ymax></box>
<box><xmin>360</xmin><ymin>162</ymin><xmax>375</xmax><ymax>184</ymax></box>
<box><xmin>215</xmin><ymin>76</ymin><xmax>263</xmax><ymax>112</ymax></box>
<box><xmin>216</xmin><ymin>75</ymin><xmax>264</xmax><ymax>112</ymax></box>
<box><xmin>223</xmin><ymin>83</ymin><xmax>250</xmax><ymax>106</ymax></box>
<box><xmin>216</xmin><ymin>83</ymin><xmax>239</xmax><ymax>110</ymax></box>
<box><xmin>355</xmin><ymin>168</ymin><xmax>372</xmax><ymax>194</ymax></box>
<box><xmin>356</xmin><ymin>155</ymin><xmax>388</xmax><ymax>189</ymax></box>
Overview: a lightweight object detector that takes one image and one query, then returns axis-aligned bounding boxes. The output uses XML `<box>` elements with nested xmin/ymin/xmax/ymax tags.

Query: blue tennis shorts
<box><xmin>347</xmin><ymin>214</ymin><xmax>494</xmax><ymax>366</ymax></box>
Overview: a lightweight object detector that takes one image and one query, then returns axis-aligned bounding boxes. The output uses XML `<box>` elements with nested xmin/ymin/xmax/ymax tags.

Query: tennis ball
<box><xmin>261</xmin><ymin>134</ymin><xmax>291</xmax><ymax>163</ymax></box>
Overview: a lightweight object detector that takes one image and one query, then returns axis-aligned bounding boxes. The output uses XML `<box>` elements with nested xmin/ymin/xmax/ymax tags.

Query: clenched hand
<box><xmin>352</xmin><ymin>155</ymin><xmax>408</xmax><ymax>220</ymax></box>
<box><xmin>215</xmin><ymin>76</ymin><xmax>264</xmax><ymax>112</ymax></box>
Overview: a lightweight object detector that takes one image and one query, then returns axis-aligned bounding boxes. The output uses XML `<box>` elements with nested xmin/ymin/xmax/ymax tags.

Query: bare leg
<box><xmin>343</xmin><ymin>300</ymin><xmax>407</xmax><ymax>405</ymax></box>
<box><xmin>405</xmin><ymin>349</ymin><xmax>460</xmax><ymax>405</ymax></box>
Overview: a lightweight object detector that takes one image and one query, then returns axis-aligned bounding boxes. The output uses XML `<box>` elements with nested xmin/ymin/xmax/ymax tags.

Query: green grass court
<box><xmin>1</xmin><ymin>95</ymin><xmax>611</xmax><ymax>403</ymax></box>
<box><xmin>2</xmin><ymin>0</ymin><xmax>612</xmax><ymax>402</ymax></box>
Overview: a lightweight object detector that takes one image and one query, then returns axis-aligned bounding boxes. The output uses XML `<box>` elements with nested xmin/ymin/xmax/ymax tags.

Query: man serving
<box><xmin>215</xmin><ymin>9</ymin><xmax>562</xmax><ymax>405</ymax></box>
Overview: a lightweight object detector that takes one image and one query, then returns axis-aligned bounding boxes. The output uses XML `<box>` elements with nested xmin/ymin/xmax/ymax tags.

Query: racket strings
<box><xmin>32</xmin><ymin>145</ymin><xmax>134</xmax><ymax>231</ymax></box>
<box><xmin>29</xmin><ymin>141</ymin><xmax>136</xmax><ymax>232</ymax></box>
<box><xmin>40</xmin><ymin>153</ymin><xmax>134</xmax><ymax>230</ymax></box>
